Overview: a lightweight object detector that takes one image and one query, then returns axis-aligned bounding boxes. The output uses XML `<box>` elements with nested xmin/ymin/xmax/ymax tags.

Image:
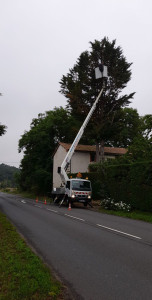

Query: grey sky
<box><xmin>0</xmin><ymin>0</ymin><xmax>152</xmax><ymax>167</ymax></box>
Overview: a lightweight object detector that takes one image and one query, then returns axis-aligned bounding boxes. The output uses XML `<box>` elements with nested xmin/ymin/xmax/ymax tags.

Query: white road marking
<box><xmin>32</xmin><ymin>204</ymin><xmax>141</xmax><ymax>240</ymax></box>
<box><xmin>46</xmin><ymin>208</ymin><xmax>58</xmax><ymax>213</ymax></box>
<box><xmin>96</xmin><ymin>224</ymin><xmax>142</xmax><ymax>240</ymax></box>
<box><xmin>65</xmin><ymin>214</ymin><xmax>85</xmax><ymax>222</ymax></box>
<box><xmin>21</xmin><ymin>200</ymin><xmax>26</xmax><ymax>204</ymax></box>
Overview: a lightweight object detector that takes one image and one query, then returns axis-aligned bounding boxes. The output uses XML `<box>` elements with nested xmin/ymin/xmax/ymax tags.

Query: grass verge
<box><xmin>98</xmin><ymin>207</ymin><xmax>152</xmax><ymax>223</ymax></box>
<box><xmin>0</xmin><ymin>211</ymin><xmax>61</xmax><ymax>300</ymax></box>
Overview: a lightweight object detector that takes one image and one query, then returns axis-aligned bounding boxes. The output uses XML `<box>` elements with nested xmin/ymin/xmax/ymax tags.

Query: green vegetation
<box><xmin>108</xmin><ymin>107</ymin><xmax>141</xmax><ymax>147</ymax></box>
<box><xmin>18</xmin><ymin>107</ymin><xmax>77</xmax><ymax>194</ymax></box>
<box><xmin>0</xmin><ymin>164</ymin><xmax>20</xmax><ymax>188</ymax></box>
<box><xmin>0</xmin><ymin>211</ymin><xmax>61</xmax><ymax>300</ymax></box>
<box><xmin>85</xmin><ymin>160</ymin><xmax>152</xmax><ymax>212</ymax></box>
<box><xmin>98</xmin><ymin>208</ymin><xmax>152</xmax><ymax>224</ymax></box>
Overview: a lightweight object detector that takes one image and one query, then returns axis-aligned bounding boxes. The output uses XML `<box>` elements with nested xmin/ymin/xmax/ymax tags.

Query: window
<box><xmin>66</xmin><ymin>181</ymin><xmax>70</xmax><ymax>189</ymax></box>
<box><xmin>90</xmin><ymin>152</ymin><xmax>96</xmax><ymax>162</ymax></box>
<box><xmin>72</xmin><ymin>180</ymin><xmax>91</xmax><ymax>191</ymax></box>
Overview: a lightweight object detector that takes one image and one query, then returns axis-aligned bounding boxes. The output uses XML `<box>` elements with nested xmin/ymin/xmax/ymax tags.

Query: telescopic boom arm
<box><xmin>60</xmin><ymin>65</ymin><xmax>108</xmax><ymax>184</ymax></box>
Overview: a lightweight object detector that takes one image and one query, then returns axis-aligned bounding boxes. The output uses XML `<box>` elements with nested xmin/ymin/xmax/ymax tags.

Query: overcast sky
<box><xmin>0</xmin><ymin>0</ymin><xmax>152</xmax><ymax>167</ymax></box>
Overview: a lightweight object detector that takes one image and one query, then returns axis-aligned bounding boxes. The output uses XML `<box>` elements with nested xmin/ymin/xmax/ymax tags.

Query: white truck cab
<box><xmin>52</xmin><ymin>178</ymin><xmax>92</xmax><ymax>206</ymax></box>
<box><xmin>66</xmin><ymin>178</ymin><xmax>92</xmax><ymax>205</ymax></box>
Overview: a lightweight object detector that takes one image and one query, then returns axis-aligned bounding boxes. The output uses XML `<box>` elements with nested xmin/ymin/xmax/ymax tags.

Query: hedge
<box><xmin>71</xmin><ymin>161</ymin><xmax>152</xmax><ymax>212</ymax></box>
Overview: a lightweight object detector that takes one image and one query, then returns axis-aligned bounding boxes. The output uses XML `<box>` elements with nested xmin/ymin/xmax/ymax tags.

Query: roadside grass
<box><xmin>0</xmin><ymin>211</ymin><xmax>61</xmax><ymax>300</ymax></box>
<box><xmin>98</xmin><ymin>207</ymin><xmax>152</xmax><ymax>223</ymax></box>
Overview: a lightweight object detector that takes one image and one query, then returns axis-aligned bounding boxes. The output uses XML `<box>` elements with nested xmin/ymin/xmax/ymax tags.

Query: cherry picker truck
<box><xmin>52</xmin><ymin>64</ymin><xmax>108</xmax><ymax>207</ymax></box>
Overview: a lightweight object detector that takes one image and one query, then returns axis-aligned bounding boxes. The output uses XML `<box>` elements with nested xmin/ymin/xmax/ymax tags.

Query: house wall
<box><xmin>53</xmin><ymin>145</ymin><xmax>67</xmax><ymax>188</ymax></box>
<box><xmin>53</xmin><ymin>146</ymin><xmax>90</xmax><ymax>188</ymax></box>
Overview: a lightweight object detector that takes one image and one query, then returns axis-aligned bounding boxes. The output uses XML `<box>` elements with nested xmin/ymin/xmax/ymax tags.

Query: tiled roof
<box><xmin>59</xmin><ymin>142</ymin><xmax>127</xmax><ymax>155</ymax></box>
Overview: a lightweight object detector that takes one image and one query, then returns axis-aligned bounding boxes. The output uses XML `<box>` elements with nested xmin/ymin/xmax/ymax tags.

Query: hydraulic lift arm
<box><xmin>60</xmin><ymin>88</ymin><xmax>105</xmax><ymax>184</ymax></box>
<box><xmin>59</xmin><ymin>64</ymin><xmax>108</xmax><ymax>184</ymax></box>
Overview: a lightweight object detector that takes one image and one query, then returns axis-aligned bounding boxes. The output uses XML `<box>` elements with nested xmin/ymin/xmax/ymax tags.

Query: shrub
<box><xmin>72</xmin><ymin>160</ymin><xmax>152</xmax><ymax>212</ymax></box>
<box><xmin>101</xmin><ymin>197</ymin><xmax>132</xmax><ymax>211</ymax></box>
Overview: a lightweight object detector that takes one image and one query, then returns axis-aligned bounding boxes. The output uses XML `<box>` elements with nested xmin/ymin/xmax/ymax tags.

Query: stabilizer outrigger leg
<box><xmin>59</xmin><ymin>195</ymin><xmax>66</xmax><ymax>208</ymax></box>
<box><xmin>88</xmin><ymin>202</ymin><xmax>93</xmax><ymax>208</ymax></box>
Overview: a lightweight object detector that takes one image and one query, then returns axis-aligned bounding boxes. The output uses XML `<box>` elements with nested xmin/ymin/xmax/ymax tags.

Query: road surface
<box><xmin>0</xmin><ymin>192</ymin><xmax>152</xmax><ymax>300</ymax></box>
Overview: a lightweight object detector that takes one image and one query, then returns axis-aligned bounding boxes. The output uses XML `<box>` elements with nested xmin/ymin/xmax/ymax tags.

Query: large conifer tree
<box><xmin>60</xmin><ymin>37</ymin><xmax>135</xmax><ymax>161</ymax></box>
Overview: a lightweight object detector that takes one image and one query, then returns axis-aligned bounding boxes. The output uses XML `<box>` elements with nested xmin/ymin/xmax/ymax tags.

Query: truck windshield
<box><xmin>72</xmin><ymin>180</ymin><xmax>91</xmax><ymax>191</ymax></box>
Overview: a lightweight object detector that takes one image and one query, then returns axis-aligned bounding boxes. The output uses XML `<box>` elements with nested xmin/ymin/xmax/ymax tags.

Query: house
<box><xmin>53</xmin><ymin>142</ymin><xmax>127</xmax><ymax>188</ymax></box>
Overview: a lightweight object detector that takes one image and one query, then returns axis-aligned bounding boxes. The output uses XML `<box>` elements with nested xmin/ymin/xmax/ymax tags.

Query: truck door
<box><xmin>65</xmin><ymin>180</ymin><xmax>70</xmax><ymax>197</ymax></box>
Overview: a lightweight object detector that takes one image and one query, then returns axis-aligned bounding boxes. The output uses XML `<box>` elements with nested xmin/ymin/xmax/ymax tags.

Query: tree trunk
<box><xmin>96</xmin><ymin>142</ymin><xmax>100</xmax><ymax>162</ymax></box>
<box><xmin>96</xmin><ymin>140</ymin><xmax>105</xmax><ymax>162</ymax></box>
<box><xmin>99</xmin><ymin>140</ymin><xmax>105</xmax><ymax>162</ymax></box>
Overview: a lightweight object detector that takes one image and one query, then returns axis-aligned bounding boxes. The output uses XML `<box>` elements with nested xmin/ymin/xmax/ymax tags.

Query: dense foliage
<box><xmin>87</xmin><ymin>125</ymin><xmax>152</xmax><ymax>211</ymax></box>
<box><xmin>78</xmin><ymin>160</ymin><xmax>152</xmax><ymax>212</ymax></box>
<box><xmin>107</xmin><ymin>107</ymin><xmax>141</xmax><ymax>147</ymax></box>
<box><xmin>18</xmin><ymin>107</ymin><xmax>77</xmax><ymax>194</ymax></box>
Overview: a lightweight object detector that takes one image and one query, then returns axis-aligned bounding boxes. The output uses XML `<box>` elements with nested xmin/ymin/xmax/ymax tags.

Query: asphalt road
<box><xmin>1</xmin><ymin>192</ymin><xmax>152</xmax><ymax>300</ymax></box>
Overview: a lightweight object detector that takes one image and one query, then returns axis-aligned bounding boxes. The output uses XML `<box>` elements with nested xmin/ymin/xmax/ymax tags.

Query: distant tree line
<box><xmin>0</xmin><ymin>164</ymin><xmax>20</xmax><ymax>188</ymax></box>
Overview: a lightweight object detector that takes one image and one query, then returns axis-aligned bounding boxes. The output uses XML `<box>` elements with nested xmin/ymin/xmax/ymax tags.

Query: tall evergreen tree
<box><xmin>107</xmin><ymin>108</ymin><xmax>141</xmax><ymax>147</ymax></box>
<box><xmin>60</xmin><ymin>37</ymin><xmax>135</xmax><ymax>161</ymax></box>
